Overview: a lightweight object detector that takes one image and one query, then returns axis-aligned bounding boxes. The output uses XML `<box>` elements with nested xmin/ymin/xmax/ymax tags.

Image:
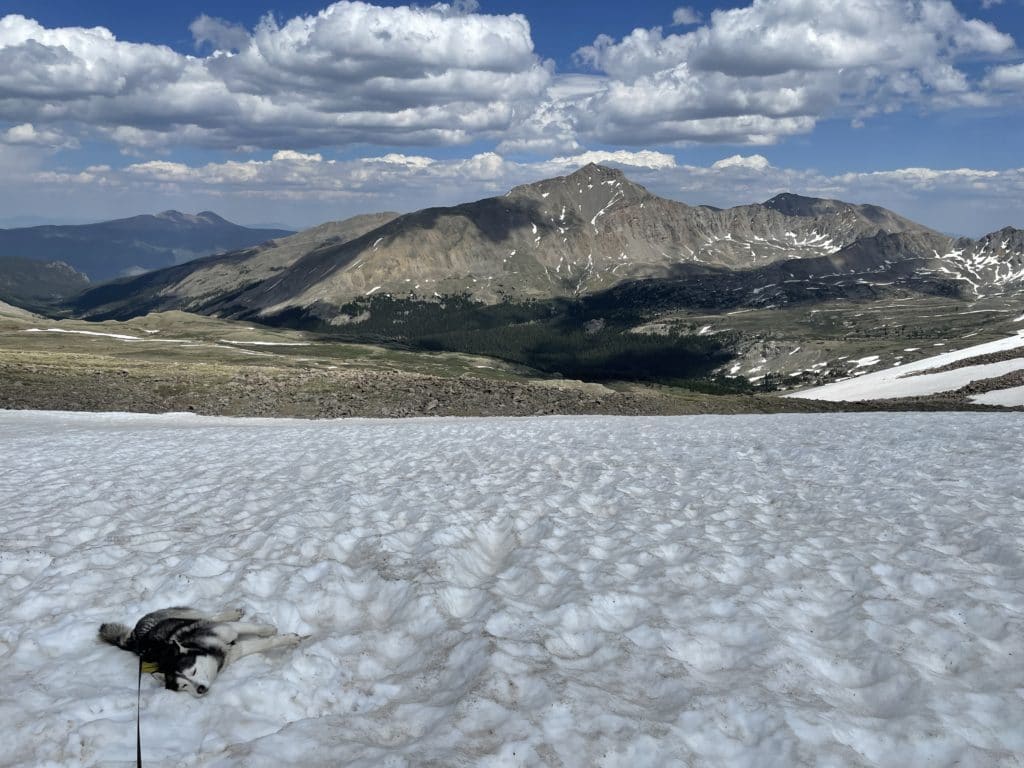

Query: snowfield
<box><xmin>787</xmin><ymin>330</ymin><xmax>1024</xmax><ymax>405</ymax></box>
<box><xmin>1</xmin><ymin>410</ymin><xmax>1023</xmax><ymax>767</ymax></box>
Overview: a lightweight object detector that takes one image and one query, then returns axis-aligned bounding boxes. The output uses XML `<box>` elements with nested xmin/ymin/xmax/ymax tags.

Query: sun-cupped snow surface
<box><xmin>2</xmin><ymin>411</ymin><xmax>1023</xmax><ymax>767</ymax></box>
<box><xmin>787</xmin><ymin>330</ymin><xmax>1024</xmax><ymax>402</ymax></box>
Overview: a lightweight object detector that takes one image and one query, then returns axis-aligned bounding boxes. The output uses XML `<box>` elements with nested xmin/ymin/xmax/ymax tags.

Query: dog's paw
<box><xmin>223</xmin><ymin>607</ymin><xmax>245</xmax><ymax>621</ymax></box>
<box><xmin>279</xmin><ymin>633</ymin><xmax>304</xmax><ymax>647</ymax></box>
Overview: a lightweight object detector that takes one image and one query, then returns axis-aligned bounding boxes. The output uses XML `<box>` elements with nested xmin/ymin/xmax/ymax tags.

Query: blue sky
<box><xmin>0</xmin><ymin>0</ymin><xmax>1021</xmax><ymax>235</ymax></box>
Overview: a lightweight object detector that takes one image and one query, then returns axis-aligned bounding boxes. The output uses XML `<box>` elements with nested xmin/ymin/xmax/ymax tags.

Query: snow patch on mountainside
<box><xmin>787</xmin><ymin>331</ymin><xmax>1024</xmax><ymax>403</ymax></box>
<box><xmin>971</xmin><ymin>384</ymin><xmax>1024</xmax><ymax>407</ymax></box>
<box><xmin>925</xmin><ymin>238</ymin><xmax>1024</xmax><ymax>297</ymax></box>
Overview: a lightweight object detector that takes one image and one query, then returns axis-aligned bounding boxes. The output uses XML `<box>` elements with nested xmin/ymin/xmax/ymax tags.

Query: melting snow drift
<box><xmin>1</xmin><ymin>411</ymin><xmax>1023</xmax><ymax>766</ymax></box>
<box><xmin>788</xmin><ymin>330</ymin><xmax>1024</xmax><ymax>404</ymax></box>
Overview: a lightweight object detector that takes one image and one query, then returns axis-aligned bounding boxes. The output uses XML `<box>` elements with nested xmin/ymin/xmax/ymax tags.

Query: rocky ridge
<box><xmin>73</xmin><ymin>163</ymin><xmax>1001</xmax><ymax>324</ymax></box>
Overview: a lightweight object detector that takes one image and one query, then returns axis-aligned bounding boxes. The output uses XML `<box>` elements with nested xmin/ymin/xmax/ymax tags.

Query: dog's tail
<box><xmin>98</xmin><ymin>622</ymin><xmax>134</xmax><ymax>650</ymax></box>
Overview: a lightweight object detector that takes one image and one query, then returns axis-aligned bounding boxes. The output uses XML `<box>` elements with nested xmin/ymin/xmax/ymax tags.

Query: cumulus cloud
<box><xmin>688</xmin><ymin>0</ymin><xmax>1010</xmax><ymax>78</ymax></box>
<box><xmin>32</xmin><ymin>147</ymin><xmax>1022</xmax><ymax>208</ymax></box>
<box><xmin>571</xmin><ymin>0</ymin><xmax>1016</xmax><ymax>145</ymax></box>
<box><xmin>434</xmin><ymin>0</ymin><xmax>481</xmax><ymax>16</ymax></box>
<box><xmin>0</xmin><ymin>3</ymin><xmax>550</xmax><ymax>151</ymax></box>
<box><xmin>111</xmin><ymin>150</ymin><xmax>510</xmax><ymax>198</ymax></box>
<box><xmin>1</xmin><ymin>0</ymin><xmax>1022</xmax><ymax>205</ymax></box>
<box><xmin>984</xmin><ymin>62</ymin><xmax>1024</xmax><ymax>89</ymax></box>
<box><xmin>0</xmin><ymin>15</ymin><xmax>181</xmax><ymax>100</ymax></box>
<box><xmin>7</xmin><ymin>146</ymin><xmax>1023</xmax><ymax>235</ymax></box>
<box><xmin>363</xmin><ymin>153</ymin><xmax>436</xmax><ymax>169</ymax></box>
<box><xmin>1</xmin><ymin>122</ymin><xmax>78</xmax><ymax>148</ymax></box>
<box><xmin>1</xmin><ymin>1</ymin><xmax>1020</xmax><ymax>156</ymax></box>
<box><xmin>549</xmin><ymin>150</ymin><xmax>677</xmax><ymax>169</ymax></box>
<box><xmin>712</xmin><ymin>154</ymin><xmax>771</xmax><ymax>172</ymax></box>
<box><xmin>496</xmin><ymin>100</ymin><xmax>582</xmax><ymax>154</ymax></box>
<box><xmin>66</xmin><ymin>149</ymin><xmax>674</xmax><ymax>205</ymax></box>
<box><xmin>272</xmin><ymin>150</ymin><xmax>324</xmax><ymax>163</ymax></box>
<box><xmin>195</xmin><ymin>0</ymin><xmax>551</xmax><ymax>154</ymax></box>
<box><xmin>189</xmin><ymin>14</ymin><xmax>251</xmax><ymax>52</ymax></box>
<box><xmin>671</xmin><ymin>7</ymin><xmax>702</xmax><ymax>26</ymax></box>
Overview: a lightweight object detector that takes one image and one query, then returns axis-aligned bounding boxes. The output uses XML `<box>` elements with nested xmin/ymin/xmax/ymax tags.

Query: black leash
<box><xmin>136</xmin><ymin>656</ymin><xmax>143</xmax><ymax>768</ymax></box>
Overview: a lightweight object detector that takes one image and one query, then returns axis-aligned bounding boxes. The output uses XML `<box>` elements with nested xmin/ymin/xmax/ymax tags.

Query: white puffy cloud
<box><xmin>5</xmin><ymin>147</ymin><xmax>1023</xmax><ymax>236</ymax></box>
<box><xmin>632</xmin><ymin>158</ymin><xmax>1024</xmax><ymax>235</ymax></box>
<box><xmin>495</xmin><ymin>100</ymin><xmax>581</xmax><ymax>154</ymax></box>
<box><xmin>189</xmin><ymin>15</ymin><xmax>251</xmax><ymax>53</ymax></box>
<box><xmin>690</xmin><ymin>0</ymin><xmax>1010</xmax><ymax>77</ymax></box>
<box><xmin>1</xmin><ymin>0</ymin><xmax>1022</xmax><ymax>225</ymax></box>
<box><xmin>363</xmin><ymin>153</ymin><xmax>436</xmax><ymax>169</ymax></box>
<box><xmin>0</xmin><ymin>3</ymin><xmax>550</xmax><ymax>151</ymax></box>
<box><xmin>0</xmin><ymin>15</ymin><xmax>182</xmax><ymax>100</ymax></box>
<box><xmin>572</xmin><ymin>0</ymin><xmax>1016</xmax><ymax>145</ymax></box>
<box><xmin>627</xmin><ymin>155</ymin><xmax>1021</xmax><ymax>201</ymax></box>
<box><xmin>549</xmin><ymin>150</ymin><xmax>677</xmax><ymax>170</ymax></box>
<box><xmin>112</xmin><ymin>150</ymin><xmax>510</xmax><ymax>198</ymax></box>
<box><xmin>984</xmin><ymin>63</ymin><xmax>1024</xmax><ymax>90</ymax></box>
<box><xmin>1</xmin><ymin>122</ymin><xmax>77</xmax><ymax>148</ymax></box>
<box><xmin>838</xmin><ymin>167</ymin><xmax>1003</xmax><ymax>187</ymax></box>
<box><xmin>214</xmin><ymin>3</ymin><xmax>546</xmax><ymax>105</ymax></box>
<box><xmin>671</xmin><ymin>7</ymin><xmax>702</xmax><ymax>26</ymax></box>
<box><xmin>1</xmin><ymin>1</ymin><xmax>1019</xmax><ymax>157</ymax></box>
<box><xmin>712</xmin><ymin>154</ymin><xmax>771</xmax><ymax>172</ymax></box>
<box><xmin>272</xmin><ymin>150</ymin><xmax>324</xmax><ymax>163</ymax></box>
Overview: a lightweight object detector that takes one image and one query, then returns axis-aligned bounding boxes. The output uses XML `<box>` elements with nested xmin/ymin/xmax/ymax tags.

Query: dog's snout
<box><xmin>196</xmin><ymin>685</ymin><xmax>207</xmax><ymax>695</ymax></box>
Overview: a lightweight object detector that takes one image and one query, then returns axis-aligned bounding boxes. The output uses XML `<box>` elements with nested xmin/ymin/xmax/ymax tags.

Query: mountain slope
<box><xmin>926</xmin><ymin>227</ymin><xmax>1024</xmax><ymax>296</ymax></box>
<box><xmin>234</xmin><ymin>164</ymin><xmax>934</xmax><ymax>311</ymax></box>
<box><xmin>72</xmin><ymin>164</ymin><xmax>950</xmax><ymax>321</ymax></box>
<box><xmin>72</xmin><ymin>212</ymin><xmax>398</xmax><ymax>318</ymax></box>
<box><xmin>0</xmin><ymin>211</ymin><xmax>293</xmax><ymax>281</ymax></box>
<box><xmin>0</xmin><ymin>256</ymin><xmax>90</xmax><ymax>310</ymax></box>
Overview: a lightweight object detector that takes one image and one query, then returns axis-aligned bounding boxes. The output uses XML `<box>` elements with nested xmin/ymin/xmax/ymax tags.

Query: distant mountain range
<box><xmin>0</xmin><ymin>210</ymin><xmax>293</xmax><ymax>283</ymax></box>
<box><xmin>0</xmin><ymin>256</ymin><xmax>90</xmax><ymax>311</ymax></box>
<box><xmin>70</xmin><ymin>163</ymin><xmax>1023</xmax><ymax>324</ymax></box>
<box><xmin>0</xmin><ymin>163</ymin><xmax>1015</xmax><ymax>393</ymax></box>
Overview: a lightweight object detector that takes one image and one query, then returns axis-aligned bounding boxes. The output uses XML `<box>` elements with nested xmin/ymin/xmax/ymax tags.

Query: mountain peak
<box><xmin>562</xmin><ymin>163</ymin><xmax>634</xmax><ymax>188</ymax></box>
<box><xmin>762</xmin><ymin>193</ymin><xmax>931</xmax><ymax>235</ymax></box>
<box><xmin>572</xmin><ymin>162</ymin><xmax>624</xmax><ymax>177</ymax></box>
<box><xmin>508</xmin><ymin>163</ymin><xmax>648</xmax><ymax>205</ymax></box>
<box><xmin>154</xmin><ymin>210</ymin><xmax>228</xmax><ymax>226</ymax></box>
<box><xmin>75</xmin><ymin>163</ymin><xmax>1016</xmax><ymax>319</ymax></box>
<box><xmin>0</xmin><ymin>211</ymin><xmax>293</xmax><ymax>282</ymax></box>
<box><xmin>762</xmin><ymin>193</ymin><xmax>847</xmax><ymax>217</ymax></box>
<box><xmin>979</xmin><ymin>226</ymin><xmax>1024</xmax><ymax>248</ymax></box>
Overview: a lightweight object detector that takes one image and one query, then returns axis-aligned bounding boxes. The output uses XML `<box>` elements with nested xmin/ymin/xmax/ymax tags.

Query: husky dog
<box><xmin>99</xmin><ymin>607</ymin><xmax>302</xmax><ymax>697</ymax></box>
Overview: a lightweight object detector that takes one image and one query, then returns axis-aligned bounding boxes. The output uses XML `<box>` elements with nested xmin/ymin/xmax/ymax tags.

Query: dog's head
<box><xmin>152</xmin><ymin>651</ymin><xmax>219</xmax><ymax>697</ymax></box>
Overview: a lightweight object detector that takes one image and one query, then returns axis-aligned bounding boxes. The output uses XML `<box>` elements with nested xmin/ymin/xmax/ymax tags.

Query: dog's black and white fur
<box><xmin>99</xmin><ymin>607</ymin><xmax>301</xmax><ymax>696</ymax></box>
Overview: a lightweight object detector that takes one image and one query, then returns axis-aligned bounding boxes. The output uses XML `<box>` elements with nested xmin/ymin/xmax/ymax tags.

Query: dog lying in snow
<box><xmin>99</xmin><ymin>607</ymin><xmax>302</xmax><ymax>697</ymax></box>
